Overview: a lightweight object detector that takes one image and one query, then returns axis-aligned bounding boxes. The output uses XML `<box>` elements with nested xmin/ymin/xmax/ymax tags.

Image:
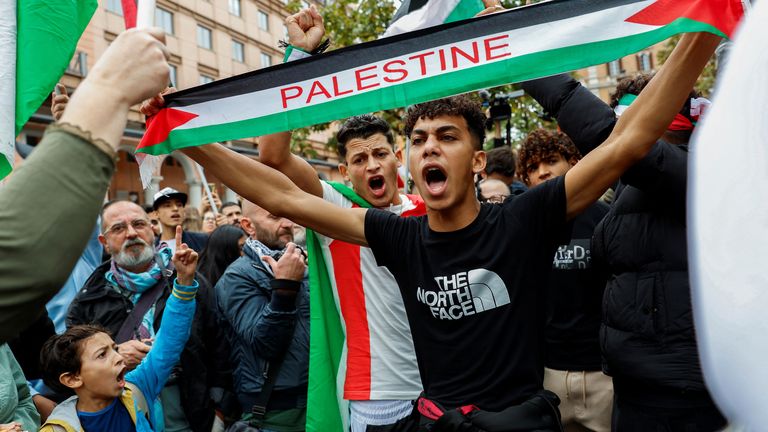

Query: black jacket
<box><xmin>522</xmin><ymin>74</ymin><xmax>712</xmax><ymax>404</ymax></box>
<box><xmin>67</xmin><ymin>261</ymin><xmax>234</xmax><ymax>431</ymax></box>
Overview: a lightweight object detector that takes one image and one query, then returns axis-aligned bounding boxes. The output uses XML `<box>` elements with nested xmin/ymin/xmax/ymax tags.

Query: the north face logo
<box><xmin>416</xmin><ymin>269</ymin><xmax>510</xmax><ymax>320</ymax></box>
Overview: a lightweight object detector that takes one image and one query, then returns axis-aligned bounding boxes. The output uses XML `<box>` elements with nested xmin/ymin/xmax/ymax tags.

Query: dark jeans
<box><xmin>612</xmin><ymin>397</ymin><xmax>727</xmax><ymax>432</ymax></box>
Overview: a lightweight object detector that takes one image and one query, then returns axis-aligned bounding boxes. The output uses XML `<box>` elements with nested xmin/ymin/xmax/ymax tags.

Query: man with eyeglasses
<box><xmin>67</xmin><ymin>200</ymin><xmax>234</xmax><ymax>432</ymax></box>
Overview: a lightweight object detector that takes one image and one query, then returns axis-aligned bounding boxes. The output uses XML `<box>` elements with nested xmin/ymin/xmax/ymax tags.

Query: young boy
<box><xmin>39</xmin><ymin>227</ymin><xmax>199</xmax><ymax>432</ymax></box>
<box><xmin>517</xmin><ymin>129</ymin><xmax>612</xmax><ymax>431</ymax></box>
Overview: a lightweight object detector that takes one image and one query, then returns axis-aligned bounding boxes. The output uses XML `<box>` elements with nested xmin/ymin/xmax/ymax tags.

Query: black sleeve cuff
<box><xmin>269</xmin><ymin>279</ymin><xmax>301</xmax><ymax>311</ymax></box>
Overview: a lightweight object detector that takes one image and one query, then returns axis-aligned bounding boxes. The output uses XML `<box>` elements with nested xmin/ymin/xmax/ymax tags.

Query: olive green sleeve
<box><xmin>0</xmin><ymin>127</ymin><xmax>115</xmax><ymax>343</ymax></box>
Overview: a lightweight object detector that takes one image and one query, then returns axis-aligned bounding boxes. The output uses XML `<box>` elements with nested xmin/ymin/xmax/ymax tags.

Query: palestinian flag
<box><xmin>383</xmin><ymin>0</ymin><xmax>485</xmax><ymax>37</ymax></box>
<box><xmin>0</xmin><ymin>0</ymin><xmax>97</xmax><ymax>179</ymax></box>
<box><xmin>138</xmin><ymin>0</ymin><xmax>745</xmax><ymax>157</ymax></box>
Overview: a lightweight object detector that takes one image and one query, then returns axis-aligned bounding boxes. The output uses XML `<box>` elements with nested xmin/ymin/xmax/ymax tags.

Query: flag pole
<box><xmin>135</xmin><ymin>0</ymin><xmax>161</xmax><ymax>191</ymax></box>
<box><xmin>136</xmin><ymin>0</ymin><xmax>156</xmax><ymax>29</ymax></box>
<box><xmin>0</xmin><ymin>0</ymin><xmax>17</xmax><ymax>182</ymax></box>
<box><xmin>195</xmin><ymin>163</ymin><xmax>219</xmax><ymax>215</ymax></box>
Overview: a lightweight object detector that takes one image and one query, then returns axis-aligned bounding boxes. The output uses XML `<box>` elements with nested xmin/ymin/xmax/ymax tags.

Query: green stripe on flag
<box><xmin>306</xmin><ymin>228</ymin><xmax>348</xmax><ymax>432</ymax></box>
<box><xmin>445</xmin><ymin>0</ymin><xmax>485</xmax><ymax>24</ymax></box>
<box><xmin>139</xmin><ymin>18</ymin><xmax>725</xmax><ymax>156</ymax></box>
<box><xmin>0</xmin><ymin>156</ymin><xmax>11</xmax><ymax>179</ymax></box>
<box><xmin>15</xmin><ymin>0</ymin><xmax>97</xmax><ymax>135</ymax></box>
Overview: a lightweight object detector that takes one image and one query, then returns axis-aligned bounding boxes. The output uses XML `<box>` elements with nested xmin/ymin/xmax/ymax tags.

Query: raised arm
<box><xmin>258</xmin><ymin>132</ymin><xmax>324</xmax><ymax>197</ymax></box>
<box><xmin>0</xmin><ymin>28</ymin><xmax>170</xmax><ymax>343</ymax></box>
<box><xmin>564</xmin><ymin>32</ymin><xmax>721</xmax><ymax>220</ymax></box>
<box><xmin>257</xmin><ymin>5</ymin><xmax>328</xmax><ymax>197</ymax></box>
<box><xmin>183</xmin><ymin>144</ymin><xmax>368</xmax><ymax>246</ymax></box>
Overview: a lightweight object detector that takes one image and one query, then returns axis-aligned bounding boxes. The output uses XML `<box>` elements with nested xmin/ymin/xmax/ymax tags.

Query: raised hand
<box><xmin>285</xmin><ymin>4</ymin><xmax>326</xmax><ymax>52</ymax></box>
<box><xmin>172</xmin><ymin>225</ymin><xmax>198</xmax><ymax>286</ymax></box>
<box><xmin>140</xmin><ymin>86</ymin><xmax>178</xmax><ymax>118</ymax></box>
<box><xmin>261</xmin><ymin>242</ymin><xmax>306</xmax><ymax>282</ymax></box>
<box><xmin>51</xmin><ymin>84</ymin><xmax>69</xmax><ymax>121</ymax></box>
<box><xmin>117</xmin><ymin>339</ymin><xmax>151</xmax><ymax>370</ymax></box>
<box><xmin>84</xmin><ymin>28</ymin><xmax>170</xmax><ymax>108</ymax></box>
<box><xmin>476</xmin><ymin>0</ymin><xmax>506</xmax><ymax>17</ymax></box>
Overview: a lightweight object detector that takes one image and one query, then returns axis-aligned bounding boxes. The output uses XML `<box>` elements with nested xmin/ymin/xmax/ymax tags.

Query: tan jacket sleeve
<box><xmin>0</xmin><ymin>126</ymin><xmax>115</xmax><ymax>343</ymax></box>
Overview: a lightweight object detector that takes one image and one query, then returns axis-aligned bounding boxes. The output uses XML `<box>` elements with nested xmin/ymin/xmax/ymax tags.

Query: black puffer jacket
<box><xmin>67</xmin><ymin>261</ymin><xmax>235</xmax><ymax>431</ymax></box>
<box><xmin>522</xmin><ymin>74</ymin><xmax>711</xmax><ymax>403</ymax></box>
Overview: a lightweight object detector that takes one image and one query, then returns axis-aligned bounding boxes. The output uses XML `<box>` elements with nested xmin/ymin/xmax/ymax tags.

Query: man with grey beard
<box><xmin>67</xmin><ymin>200</ymin><xmax>235</xmax><ymax>432</ymax></box>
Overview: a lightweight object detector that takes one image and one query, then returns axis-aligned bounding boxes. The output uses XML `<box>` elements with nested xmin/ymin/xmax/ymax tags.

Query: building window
<box><xmin>106</xmin><ymin>0</ymin><xmax>123</xmax><ymax>15</ymax></box>
<box><xmin>232</xmin><ymin>40</ymin><xmax>245</xmax><ymax>62</ymax></box>
<box><xmin>155</xmin><ymin>7</ymin><xmax>174</xmax><ymax>35</ymax></box>
<box><xmin>229</xmin><ymin>0</ymin><xmax>241</xmax><ymax>16</ymax></box>
<box><xmin>258</xmin><ymin>11</ymin><xmax>270</xmax><ymax>31</ymax></box>
<box><xmin>261</xmin><ymin>53</ymin><xmax>272</xmax><ymax>68</ymax></box>
<box><xmin>607</xmin><ymin>59</ymin><xmax>622</xmax><ymax>77</ymax></box>
<box><xmin>637</xmin><ymin>52</ymin><xmax>652</xmax><ymax>72</ymax></box>
<box><xmin>197</xmin><ymin>25</ymin><xmax>212</xmax><ymax>49</ymax></box>
<box><xmin>200</xmin><ymin>75</ymin><xmax>215</xmax><ymax>85</ymax></box>
<box><xmin>169</xmin><ymin>65</ymin><xmax>178</xmax><ymax>88</ymax></box>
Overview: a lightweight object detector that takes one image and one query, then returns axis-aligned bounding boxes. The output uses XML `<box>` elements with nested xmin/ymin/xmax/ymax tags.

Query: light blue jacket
<box><xmin>40</xmin><ymin>280</ymin><xmax>198</xmax><ymax>432</ymax></box>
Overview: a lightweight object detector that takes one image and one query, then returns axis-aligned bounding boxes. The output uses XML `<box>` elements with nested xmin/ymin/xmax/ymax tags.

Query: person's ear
<box><xmin>568</xmin><ymin>156</ymin><xmax>580</xmax><ymax>168</ymax></box>
<box><xmin>59</xmin><ymin>371</ymin><xmax>83</xmax><ymax>390</ymax></box>
<box><xmin>98</xmin><ymin>234</ymin><xmax>109</xmax><ymax>253</ymax></box>
<box><xmin>338</xmin><ymin>163</ymin><xmax>350</xmax><ymax>182</ymax></box>
<box><xmin>472</xmin><ymin>150</ymin><xmax>487</xmax><ymax>175</ymax></box>
<box><xmin>395</xmin><ymin>147</ymin><xmax>403</xmax><ymax>166</ymax></box>
<box><xmin>240</xmin><ymin>218</ymin><xmax>256</xmax><ymax>237</ymax></box>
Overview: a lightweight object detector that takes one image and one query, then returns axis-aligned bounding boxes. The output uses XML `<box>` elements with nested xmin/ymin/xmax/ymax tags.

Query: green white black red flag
<box><xmin>138</xmin><ymin>0</ymin><xmax>745</xmax><ymax>158</ymax></box>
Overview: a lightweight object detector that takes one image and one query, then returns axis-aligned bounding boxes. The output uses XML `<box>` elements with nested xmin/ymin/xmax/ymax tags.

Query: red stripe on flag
<box><xmin>121</xmin><ymin>0</ymin><xmax>138</xmax><ymax>29</ymax></box>
<box><xmin>138</xmin><ymin>108</ymin><xmax>199</xmax><ymax>151</ymax></box>
<box><xmin>626</xmin><ymin>0</ymin><xmax>744</xmax><ymax>38</ymax></box>
<box><xmin>329</xmin><ymin>237</ymin><xmax>372</xmax><ymax>400</ymax></box>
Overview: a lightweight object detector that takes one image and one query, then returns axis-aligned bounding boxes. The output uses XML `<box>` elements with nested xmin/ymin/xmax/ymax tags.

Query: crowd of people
<box><xmin>0</xmin><ymin>2</ymin><xmax>740</xmax><ymax>432</ymax></box>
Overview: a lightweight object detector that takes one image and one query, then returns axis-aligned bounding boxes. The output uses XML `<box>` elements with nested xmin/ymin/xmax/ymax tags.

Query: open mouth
<box><xmin>424</xmin><ymin>167</ymin><xmax>447</xmax><ymax>195</ymax></box>
<box><xmin>368</xmin><ymin>175</ymin><xmax>386</xmax><ymax>198</ymax></box>
<box><xmin>116</xmin><ymin>367</ymin><xmax>127</xmax><ymax>387</ymax></box>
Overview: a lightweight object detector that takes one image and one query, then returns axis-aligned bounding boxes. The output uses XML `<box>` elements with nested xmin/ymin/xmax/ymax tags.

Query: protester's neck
<box><xmin>426</xmin><ymin>198</ymin><xmax>481</xmax><ymax>232</ymax></box>
<box><xmin>75</xmin><ymin>391</ymin><xmax>115</xmax><ymax>413</ymax></box>
<box><xmin>161</xmin><ymin>224</ymin><xmax>177</xmax><ymax>241</ymax></box>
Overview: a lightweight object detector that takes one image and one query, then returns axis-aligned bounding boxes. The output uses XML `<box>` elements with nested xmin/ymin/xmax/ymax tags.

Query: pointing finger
<box><xmin>175</xmin><ymin>225</ymin><xmax>182</xmax><ymax>250</ymax></box>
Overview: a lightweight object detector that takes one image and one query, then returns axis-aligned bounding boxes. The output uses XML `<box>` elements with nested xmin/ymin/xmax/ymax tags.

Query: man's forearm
<box><xmin>184</xmin><ymin>144</ymin><xmax>303</xmax><ymax>217</ymax></box>
<box><xmin>614</xmin><ymin>33</ymin><xmax>721</xmax><ymax>159</ymax></box>
<box><xmin>0</xmin><ymin>129</ymin><xmax>115</xmax><ymax>343</ymax></box>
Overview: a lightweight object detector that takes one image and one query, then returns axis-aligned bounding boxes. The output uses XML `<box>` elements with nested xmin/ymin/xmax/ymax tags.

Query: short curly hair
<box><xmin>336</xmin><ymin>114</ymin><xmax>394</xmax><ymax>160</ymax></box>
<box><xmin>40</xmin><ymin>324</ymin><xmax>111</xmax><ymax>394</ymax></box>
<box><xmin>403</xmin><ymin>95</ymin><xmax>487</xmax><ymax>150</ymax></box>
<box><xmin>517</xmin><ymin>128</ymin><xmax>581</xmax><ymax>186</ymax></box>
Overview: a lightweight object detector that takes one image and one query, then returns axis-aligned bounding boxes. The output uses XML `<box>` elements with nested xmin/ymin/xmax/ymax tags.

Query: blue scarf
<box><xmin>106</xmin><ymin>247</ymin><xmax>172</xmax><ymax>340</ymax></box>
<box><xmin>106</xmin><ymin>247</ymin><xmax>173</xmax><ymax>294</ymax></box>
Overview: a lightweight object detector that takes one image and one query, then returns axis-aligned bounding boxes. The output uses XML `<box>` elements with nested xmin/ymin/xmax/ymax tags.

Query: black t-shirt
<box><xmin>545</xmin><ymin>201</ymin><xmax>609</xmax><ymax>371</ymax></box>
<box><xmin>364</xmin><ymin>176</ymin><xmax>567</xmax><ymax>411</ymax></box>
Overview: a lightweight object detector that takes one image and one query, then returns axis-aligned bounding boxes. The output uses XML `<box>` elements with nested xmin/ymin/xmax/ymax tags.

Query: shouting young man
<box><xmin>144</xmin><ymin>31</ymin><xmax>719</xmax><ymax>431</ymax></box>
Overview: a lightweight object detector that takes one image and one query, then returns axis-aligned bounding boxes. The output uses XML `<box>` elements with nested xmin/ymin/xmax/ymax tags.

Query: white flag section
<box><xmin>0</xmin><ymin>1</ymin><xmax>16</xmax><ymax>179</ymax></box>
<box><xmin>689</xmin><ymin>1</ymin><xmax>768</xmax><ymax>430</ymax></box>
